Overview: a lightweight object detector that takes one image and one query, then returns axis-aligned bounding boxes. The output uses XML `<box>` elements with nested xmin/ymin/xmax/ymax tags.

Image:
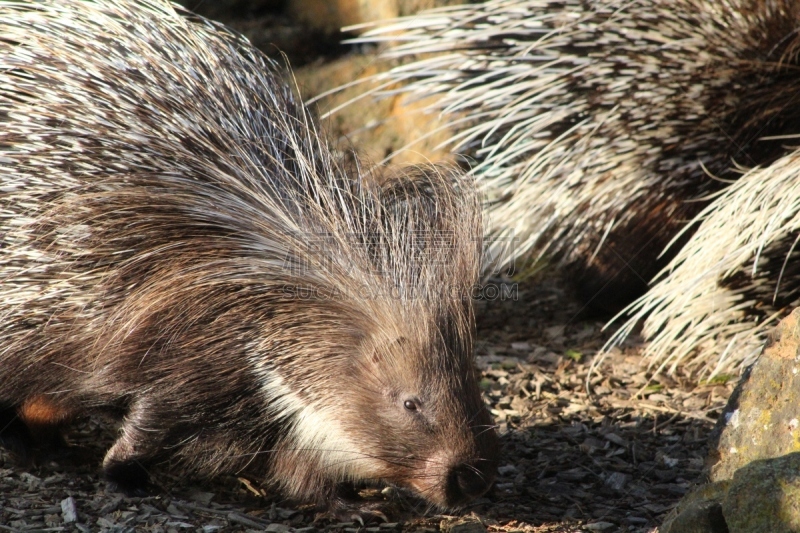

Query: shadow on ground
<box><xmin>0</xmin><ymin>277</ymin><xmax>731</xmax><ymax>532</ymax></box>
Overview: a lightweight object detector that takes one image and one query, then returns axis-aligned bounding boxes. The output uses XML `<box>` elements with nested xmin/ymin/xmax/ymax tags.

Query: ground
<box><xmin>0</xmin><ymin>3</ymin><xmax>735</xmax><ymax>531</ymax></box>
<box><xmin>0</xmin><ymin>275</ymin><xmax>733</xmax><ymax>532</ymax></box>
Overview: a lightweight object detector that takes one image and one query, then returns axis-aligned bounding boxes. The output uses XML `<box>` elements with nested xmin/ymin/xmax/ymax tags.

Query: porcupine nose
<box><xmin>447</xmin><ymin>462</ymin><xmax>492</xmax><ymax>503</ymax></box>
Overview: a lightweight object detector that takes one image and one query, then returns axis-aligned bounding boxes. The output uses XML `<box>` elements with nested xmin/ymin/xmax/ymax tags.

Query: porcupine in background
<box><xmin>327</xmin><ymin>0</ymin><xmax>800</xmax><ymax>375</ymax></box>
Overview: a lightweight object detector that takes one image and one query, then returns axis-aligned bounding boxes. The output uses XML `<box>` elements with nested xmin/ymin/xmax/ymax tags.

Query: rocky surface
<box><xmin>661</xmin><ymin>308</ymin><xmax>800</xmax><ymax>533</ymax></box>
<box><xmin>707</xmin><ymin>308</ymin><xmax>800</xmax><ymax>481</ymax></box>
<box><xmin>661</xmin><ymin>453</ymin><xmax>800</xmax><ymax>533</ymax></box>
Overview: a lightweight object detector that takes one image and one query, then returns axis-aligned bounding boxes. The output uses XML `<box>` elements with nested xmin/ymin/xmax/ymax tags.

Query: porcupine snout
<box><xmin>413</xmin><ymin>418</ymin><xmax>498</xmax><ymax>508</ymax></box>
<box><xmin>448</xmin><ymin>461</ymin><xmax>493</xmax><ymax>502</ymax></box>
<box><xmin>423</xmin><ymin>450</ymin><xmax>496</xmax><ymax>507</ymax></box>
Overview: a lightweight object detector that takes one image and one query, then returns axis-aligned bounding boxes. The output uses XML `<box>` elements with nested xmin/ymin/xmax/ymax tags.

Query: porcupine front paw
<box><xmin>102</xmin><ymin>398</ymin><xmax>163</xmax><ymax>497</ymax></box>
<box><xmin>104</xmin><ymin>460</ymin><xmax>152</xmax><ymax>497</ymax></box>
<box><xmin>315</xmin><ymin>483</ymin><xmax>393</xmax><ymax>524</ymax></box>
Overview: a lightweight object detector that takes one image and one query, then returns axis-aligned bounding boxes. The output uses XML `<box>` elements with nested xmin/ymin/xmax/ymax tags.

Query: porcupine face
<box><xmin>348</xmin><ymin>321</ymin><xmax>499</xmax><ymax>509</ymax></box>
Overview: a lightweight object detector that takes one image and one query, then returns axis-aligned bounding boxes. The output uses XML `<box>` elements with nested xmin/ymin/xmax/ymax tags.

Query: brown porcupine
<box><xmin>0</xmin><ymin>0</ymin><xmax>498</xmax><ymax>513</ymax></box>
<box><xmin>328</xmin><ymin>0</ymin><xmax>800</xmax><ymax>374</ymax></box>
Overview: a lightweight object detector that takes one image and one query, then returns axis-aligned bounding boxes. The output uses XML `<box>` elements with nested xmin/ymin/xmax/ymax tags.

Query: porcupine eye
<box><xmin>403</xmin><ymin>399</ymin><xmax>419</xmax><ymax>412</ymax></box>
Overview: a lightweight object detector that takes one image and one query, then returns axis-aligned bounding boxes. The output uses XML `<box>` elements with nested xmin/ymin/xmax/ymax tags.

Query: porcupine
<box><xmin>0</xmin><ymin>0</ymin><xmax>498</xmax><ymax>512</ymax></box>
<box><xmin>327</xmin><ymin>0</ymin><xmax>800</xmax><ymax>374</ymax></box>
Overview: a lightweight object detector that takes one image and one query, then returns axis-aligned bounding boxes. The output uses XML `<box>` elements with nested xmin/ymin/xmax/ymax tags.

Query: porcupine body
<box><xmin>0</xmin><ymin>0</ymin><xmax>497</xmax><ymax>511</ymax></box>
<box><xmin>338</xmin><ymin>0</ymin><xmax>800</xmax><ymax>373</ymax></box>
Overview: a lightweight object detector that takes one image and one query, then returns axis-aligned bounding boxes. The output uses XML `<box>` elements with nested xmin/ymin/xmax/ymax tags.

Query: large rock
<box><xmin>174</xmin><ymin>0</ymin><xmax>461</xmax><ymax>166</ymax></box>
<box><xmin>659</xmin><ymin>481</ymin><xmax>729</xmax><ymax>533</ymax></box>
<box><xmin>288</xmin><ymin>0</ymin><xmax>469</xmax><ymax>33</ymax></box>
<box><xmin>662</xmin><ymin>453</ymin><xmax>800</xmax><ymax>533</ymax></box>
<box><xmin>661</xmin><ymin>308</ymin><xmax>800</xmax><ymax>532</ymax></box>
<box><xmin>709</xmin><ymin>308</ymin><xmax>800</xmax><ymax>481</ymax></box>
<box><xmin>296</xmin><ymin>55</ymin><xmax>455</xmax><ymax>168</ymax></box>
<box><xmin>288</xmin><ymin>0</ymin><xmax>397</xmax><ymax>33</ymax></box>
<box><xmin>724</xmin><ymin>454</ymin><xmax>800</xmax><ymax>532</ymax></box>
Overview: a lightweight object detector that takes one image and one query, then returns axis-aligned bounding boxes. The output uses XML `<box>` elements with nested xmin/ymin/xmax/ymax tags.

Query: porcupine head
<box><xmin>257</xmin><ymin>172</ymin><xmax>499</xmax><ymax>511</ymax></box>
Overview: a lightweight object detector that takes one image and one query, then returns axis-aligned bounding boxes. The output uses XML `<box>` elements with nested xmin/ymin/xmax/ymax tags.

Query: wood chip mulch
<box><xmin>0</xmin><ymin>276</ymin><xmax>734</xmax><ymax>532</ymax></box>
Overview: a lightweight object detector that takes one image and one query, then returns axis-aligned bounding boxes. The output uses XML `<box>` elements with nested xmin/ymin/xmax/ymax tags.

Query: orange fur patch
<box><xmin>20</xmin><ymin>396</ymin><xmax>71</xmax><ymax>428</ymax></box>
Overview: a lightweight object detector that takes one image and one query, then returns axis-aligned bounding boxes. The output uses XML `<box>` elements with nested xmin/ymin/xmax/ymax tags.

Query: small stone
<box><xmin>19</xmin><ymin>473</ymin><xmax>41</xmax><ymax>488</ymax></box>
<box><xmin>557</xmin><ymin>468</ymin><xmax>587</xmax><ymax>481</ymax></box>
<box><xmin>648</xmin><ymin>393</ymin><xmax>669</xmax><ymax>403</ymax></box>
<box><xmin>265</xmin><ymin>523</ymin><xmax>291</xmax><ymax>533</ymax></box>
<box><xmin>501</xmin><ymin>358</ymin><xmax>519</xmax><ymax>370</ymax></box>
<box><xmin>580</xmin><ymin>437</ymin><xmax>607</xmax><ymax>453</ymax></box>
<box><xmin>187</xmin><ymin>490</ymin><xmax>215</xmax><ymax>504</ymax></box>
<box><xmin>277</xmin><ymin>508</ymin><xmax>297</xmax><ymax>519</ymax></box>
<box><xmin>166</xmin><ymin>521</ymin><xmax>195</xmax><ymax>529</ymax></box>
<box><xmin>441</xmin><ymin>518</ymin><xmax>486</xmax><ymax>533</ymax></box>
<box><xmin>166</xmin><ymin>503</ymin><xmax>188</xmax><ymax>518</ymax></box>
<box><xmin>98</xmin><ymin>497</ymin><xmax>122</xmax><ymax>515</ymax></box>
<box><xmin>497</xmin><ymin>464</ymin><xmax>519</xmax><ymax>476</ymax></box>
<box><xmin>228</xmin><ymin>512</ymin><xmax>266</xmax><ymax>529</ymax></box>
<box><xmin>544</xmin><ymin>325</ymin><xmax>565</xmax><ymax>338</ymax></box>
<box><xmin>584</xmin><ymin>522</ymin><xmax>615</xmax><ymax>531</ymax></box>
<box><xmin>605</xmin><ymin>472</ymin><xmax>628</xmax><ymax>491</ymax></box>
<box><xmin>604</xmin><ymin>433</ymin><xmax>627</xmax><ymax>446</ymax></box>
<box><xmin>61</xmin><ymin>497</ymin><xmax>78</xmax><ymax>524</ymax></box>
<box><xmin>662</xmin><ymin>455</ymin><xmax>680</xmax><ymax>468</ymax></box>
<box><xmin>97</xmin><ymin>517</ymin><xmax>116</xmax><ymax>528</ymax></box>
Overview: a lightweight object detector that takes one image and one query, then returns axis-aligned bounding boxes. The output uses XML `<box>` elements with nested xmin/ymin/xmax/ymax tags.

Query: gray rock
<box><xmin>661</xmin><ymin>308</ymin><xmax>800</xmax><ymax>532</ymax></box>
<box><xmin>584</xmin><ymin>522</ymin><xmax>615</xmax><ymax>531</ymax></box>
<box><xmin>724</xmin><ymin>453</ymin><xmax>800</xmax><ymax>533</ymax></box>
<box><xmin>707</xmin><ymin>308</ymin><xmax>800</xmax><ymax>481</ymax></box>
<box><xmin>60</xmin><ymin>496</ymin><xmax>78</xmax><ymax>524</ymax></box>
<box><xmin>604</xmin><ymin>472</ymin><xmax>628</xmax><ymax>491</ymax></box>
<box><xmin>660</xmin><ymin>481</ymin><xmax>729</xmax><ymax>533</ymax></box>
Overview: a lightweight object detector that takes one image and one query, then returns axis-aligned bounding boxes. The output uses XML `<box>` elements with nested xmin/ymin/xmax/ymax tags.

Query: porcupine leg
<box><xmin>102</xmin><ymin>399</ymin><xmax>165</xmax><ymax>496</ymax></box>
<box><xmin>0</xmin><ymin>399</ymin><xmax>69</xmax><ymax>464</ymax></box>
<box><xmin>18</xmin><ymin>396</ymin><xmax>72</xmax><ymax>458</ymax></box>
<box><xmin>0</xmin><ymin>403</ymin><xmax>34</xmax><ymax>462</ymax></box>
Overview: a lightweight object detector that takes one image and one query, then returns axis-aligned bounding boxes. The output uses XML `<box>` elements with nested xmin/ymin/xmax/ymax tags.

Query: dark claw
<box><xmin>316</xmin><ymin>504</ymin><xmax>390</xmax><ymax>525</ymax></box>
<box><xmin>314</xmin><ymin>484</ymin><xmax>394</xmax><ymax>524</ymax></box>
